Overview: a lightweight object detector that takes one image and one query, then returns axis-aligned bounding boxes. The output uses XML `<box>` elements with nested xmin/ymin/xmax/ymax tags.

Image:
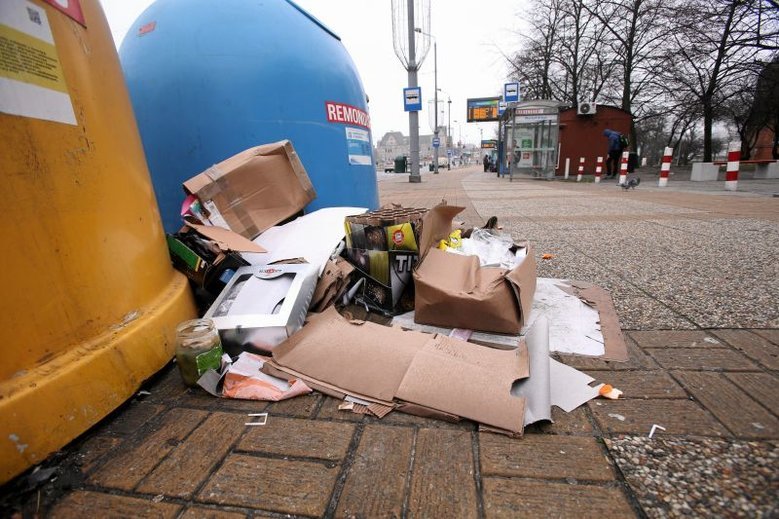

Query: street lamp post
<box><xmin>447</xmin><ymin>97</ymin><xmax>451</xmax><ymax>169</ymax></box>
<box><xmin>415</xmin><ymin>28</ymin><xmax>438</xmax><ymax>174</ymax></box>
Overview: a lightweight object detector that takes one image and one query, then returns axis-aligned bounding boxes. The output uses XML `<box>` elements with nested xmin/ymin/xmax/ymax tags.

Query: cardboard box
<box><xmin>204</xmin><ymin>263</ymin><xmax>319</xmax><ymax>355</ymax></box>
<box><xmin>183</xmin><ymin>141</ymin><xmax>316</xmax><ymax>239</ymax></box>
<box><xmin>344</xmin><ymin>207</ymin><xmax>427</xmax><ymax>315</ymax></box>
<box><xmin>167</xmin><ymin>224</ymin><xmax>266</xmax><ymax>294</ymax></box>
<box><xmin>413</xmin><ymin>204</ymin><xmax>537</xmax><ymax>334</ymax></box>
<box><xmin>265</xmin><ymin>307</ymin><xmax>529</xmax><ymax>434</ymax></box>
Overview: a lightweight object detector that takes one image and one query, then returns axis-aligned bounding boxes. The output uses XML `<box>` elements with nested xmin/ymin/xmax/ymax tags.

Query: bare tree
<box><xmin>661</xmin><ymin>0</ymin><xmax>778</xmax><ymax>161</ymax></box>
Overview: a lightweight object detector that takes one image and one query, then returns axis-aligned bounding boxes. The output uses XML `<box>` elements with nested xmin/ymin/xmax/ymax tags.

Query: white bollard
<box><xmin>659</xmin><ymin>147</ymin><xmax>673</xmax><ymax>187</ymax></box>
<box><xmin>725</xmin><ymin>143</ymin><xmax>740</xmax><ymax>191</ymax></box>
<box><xmin>618</xmin><ymin>151</ymin><xmax>629</xmax><ymax>185</ymax></box>
<box><xmin>594</xmin><ymin>156</ymin><xmax>603</xmax><ymax>183</ymax></box>
<box><xmin>564</xmin><ymin>157</ymin><xmax>570</xmax><ymax>180</ymax></box>
<box><xmin>576</xmin><ymin>157</ymin><xmax>584</xmax><ymax>182</ymax></box>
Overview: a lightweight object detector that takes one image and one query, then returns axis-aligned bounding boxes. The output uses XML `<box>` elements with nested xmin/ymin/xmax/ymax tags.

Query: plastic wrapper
<box><xmin>445</xmin><ymin>228</ymin><xmax>519</xmax><ymax>268</ymax></box>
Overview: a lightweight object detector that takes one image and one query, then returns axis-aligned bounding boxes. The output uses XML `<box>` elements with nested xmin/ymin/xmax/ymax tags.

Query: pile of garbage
<box><xmin>167</xmin><ymin>141</ymin><xmax>628</xmax><ymax>436</ymax></box>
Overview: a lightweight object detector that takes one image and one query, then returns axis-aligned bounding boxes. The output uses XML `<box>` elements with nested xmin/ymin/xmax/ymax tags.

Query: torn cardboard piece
<box><xmin>183</xmin><ymin>140</ymin><xmax>316</xmax><ymax>239</ymax></box>
<box><xmin>309</xmin><ymin>256</ymin><xmax>355</xmax><ymax>313</ymax></box>
<box><xmin>525</xmin><ymin>278</ymin><xmax>605</xmax><ymax>357</ymax></box>
<box><xmin>204</xmin><ymin>263</ymin><xmax>319</xmax><ymax>355</ymax></box>
<box><xmin>265</xmin><ymin>307</ymin><xmax>529</xmax><ymax>434</ymax></box>
<box><xmin>242</xmin><ymin>207</ymin><xmax>366</xmax><ymax>276</ymax></box>
<box><xmin>391</xmin><ymin>311</ymin><xmax>520</xmax><ymax>350</ymax></box>
<box><xmin>557</xmin><ymin>280</ymin><xmax>629</xmax><ymax>362</ymax></box>
<box><xmin>413</xmin><ymin>203</ymin><xmax>537</xmax><ymax>334</ymax></box>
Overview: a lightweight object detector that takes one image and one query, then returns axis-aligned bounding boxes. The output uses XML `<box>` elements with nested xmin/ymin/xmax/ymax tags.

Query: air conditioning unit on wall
<box><xmin>577</xmin><ymin>100</ymin><xmax>596</xmax><ymax>115</ymax></box>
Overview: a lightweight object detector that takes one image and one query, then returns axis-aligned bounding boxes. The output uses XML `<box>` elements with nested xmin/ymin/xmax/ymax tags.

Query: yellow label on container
<box><xmin>386</xmin><ymin>222</ymin><xmax>418</xmax><ymax>251</ymax></box>
<box><xmin>0</xmin><ymin>24</ymin><xmax>67</xmax><ymax>92</ymax></box>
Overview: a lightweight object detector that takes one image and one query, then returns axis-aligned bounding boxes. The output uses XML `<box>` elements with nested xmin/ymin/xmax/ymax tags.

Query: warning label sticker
<box><xmin>0</xmin><ymin>0</ymin><xmax>76</xmax><ymax>125</ymax></box>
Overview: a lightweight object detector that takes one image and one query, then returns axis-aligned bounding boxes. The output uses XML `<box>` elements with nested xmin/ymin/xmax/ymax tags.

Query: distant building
<box><xmin>375</xmin><ymin>128</ymin><xmax>450</xmax><ymax>166</ymax></box>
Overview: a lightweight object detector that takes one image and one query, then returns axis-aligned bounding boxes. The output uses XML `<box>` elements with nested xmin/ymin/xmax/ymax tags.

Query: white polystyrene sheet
<box><xmin>242</xmin><ymin>207</ymin><xmax>367</xmax><ymax>276</ymax></box>
<box><xmin>525</xmin><ymin>278</ymin><xmax>605</xmax><ymax>356</ymax></box>
<box><xmin>512</xmin><ymin>316</ymin><xmax>551</xmax><ymax>425</ymax></box>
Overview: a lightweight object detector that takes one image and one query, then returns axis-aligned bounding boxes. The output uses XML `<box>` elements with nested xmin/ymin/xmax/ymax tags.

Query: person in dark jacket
<box><xmin>483</xmin><ymin>154</ymin><xmax>490</xmax><ymax>172</ymax></box>
<box><xmin>603</xmin><ymin>129</ymin><xmax>624</xmax><ymax>178</ymax></box>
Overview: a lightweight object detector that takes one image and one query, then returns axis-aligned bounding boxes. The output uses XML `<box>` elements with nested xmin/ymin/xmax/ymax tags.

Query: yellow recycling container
<box><xmin>0</xmin><ymin>0</ymin><xmax>196</xmax><ymax>483</ymax></box>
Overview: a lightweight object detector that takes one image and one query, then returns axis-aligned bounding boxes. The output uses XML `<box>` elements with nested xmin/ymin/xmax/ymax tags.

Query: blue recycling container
<box><xmin>119</xmin><ymin>0</ymin><xmax>379</xmax><ymax>232</ymax></box>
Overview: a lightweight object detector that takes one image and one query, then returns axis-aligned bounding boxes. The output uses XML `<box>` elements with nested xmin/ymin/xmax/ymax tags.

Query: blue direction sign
<box><xmin>504</xmin><ymin>82</ymin><xmax>520</xmax><ymax>102</ymax></box>
<box><xmin>498</xmin><ymin>101</ymin><xmax>507</xmax><ymax>115</ymax></box>
<box><xmin>403</xmin><ymin>87</ymin><xmax>422</xmax><ymax>112</ymax></box>
<box><xmin>432</xmin><ymin>137</ymin><xmax>440</xmax><ymax>148</ymax></box>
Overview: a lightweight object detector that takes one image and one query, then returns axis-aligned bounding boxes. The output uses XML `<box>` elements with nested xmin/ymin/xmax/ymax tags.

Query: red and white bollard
<box><xmin>618</xmin><ymin>151</ymin><xmax>629</xmax><ymax>185</ymax></box>
<box><xmin>659</xmin><ymin>147</ymin><xmax>673</xmax><ymax>187</ymax></box>
<box><xmin>577</xmin><ymin>157</ymin><xmax>584</xmax><ymax>182</ymax></box>
<box><xmin>725</xmin><ymin>143</ymin><xmax>740</xmax><ymax>191</ymax></box>
<box><xmin>595</xmin><ymin>156</ymin><xmax>603</xmax><ymax>183</ymax></box>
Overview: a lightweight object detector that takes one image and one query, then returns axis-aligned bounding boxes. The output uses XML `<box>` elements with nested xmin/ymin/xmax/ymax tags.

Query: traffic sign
<box><xmin>432</xmin><ymin>137</ymin><xmax>440</xmax><ymax>148</ymax></box>
<box><xmin>504</xmin><ymin>82</ymin><xmax>520</xmax><ymax>103</ymax></box>
<box><xmin>498</xmin><ymin>101</ymin><xmax>507</xmax><ymax>115</ymax></box>
<box><xmin>403</xmin><ymin>87</ymin><xmax>422</xmax><ymax>112</ymax></box>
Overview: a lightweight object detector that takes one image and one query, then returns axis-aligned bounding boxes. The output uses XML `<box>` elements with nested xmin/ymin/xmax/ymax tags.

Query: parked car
<box><xmin>382</xmin><ymin>161</ymin><xmax>394</xmax><ymax>173</ymax></box>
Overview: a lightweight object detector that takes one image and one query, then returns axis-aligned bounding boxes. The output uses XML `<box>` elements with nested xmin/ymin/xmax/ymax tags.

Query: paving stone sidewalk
<box><xmin>3</xmin><ymin>166</ymin><xmax>778</xmax><ymax>518</ymax></box>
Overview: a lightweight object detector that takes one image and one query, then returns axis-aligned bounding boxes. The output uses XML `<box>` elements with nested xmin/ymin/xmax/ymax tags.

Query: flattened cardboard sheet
<box><xmin>268</xmin><ymin>307</ymin><xmax>528</xmax><ymax>433</ymax></box>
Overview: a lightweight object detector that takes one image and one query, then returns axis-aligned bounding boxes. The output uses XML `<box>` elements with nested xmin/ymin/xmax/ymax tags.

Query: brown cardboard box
<box><xmin>183</xmin><ymin>141</ymin><xmax>316</xmax><ymax>239</ymax></box>
<box><xmin>265</xmin><ymin>307</ymin><xmax>529</xmax><ymax>434</ymax></box>
<box><xmin>413</xmin><ymin>204</ymin><xmax>537</xmax><ymax>334</ymax></box>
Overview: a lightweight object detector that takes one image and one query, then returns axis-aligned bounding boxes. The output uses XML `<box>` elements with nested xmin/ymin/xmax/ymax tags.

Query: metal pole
<box><xmin>407</xmin><ymin>0</ymin><xmax>421</xmax><ymax>183</ymax></box>
<box><xmin>447</xmin><ymin>97</ymin><xmax>451</xmax><ymax>170</ymax></box>
<box><xmin>433</xmin><ymin>42</ymin><xmax>438</xmax><ymax>174</ymax></box>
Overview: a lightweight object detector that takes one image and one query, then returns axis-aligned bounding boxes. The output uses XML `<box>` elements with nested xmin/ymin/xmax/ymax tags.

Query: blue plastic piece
<box><xmin>120</xmin><ymin>0</ymin><xmax>379</xmax><ymax>232</ymax></box>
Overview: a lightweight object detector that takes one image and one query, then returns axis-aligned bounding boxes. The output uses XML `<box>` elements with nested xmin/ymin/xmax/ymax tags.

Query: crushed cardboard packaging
<box><xmin>393</xmin><ymin>277</ymin><xmax>629</xmax><ymax>361</ymax></box>
<box><xmin>182</xmin><ymin>140</ymin><xmax>316</xmax><ymax>239</ymax></box>
<box><xmin>204</xmin><ymin>263</ymin><xmax>319</xmax><ymax>356</ymax></box>
<box><xmin>309</xmin><ymin>256</ymin><xmax>355</xmax><ymax>313</ymax></box>
<box><xmin>242</xmin><ymin>207</ymin><xmax>366</xmax><ymax>276</ymax></box>
<box><xmin>263</xmin><ymin>306</ymin><xmax>530</xmax><ymax>435</ymax></box>
<box><xmin>413</xmin><ymin>204</ymin><xmax>537</xmax><ymax>334</ymax></box>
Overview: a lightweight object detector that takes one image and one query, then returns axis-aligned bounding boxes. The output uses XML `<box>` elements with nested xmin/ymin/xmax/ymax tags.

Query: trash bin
<box><xmin>394</xmin><ymin>156</ymin><xmax>407</xmax><ymax>173</ymax></box>
<box><xmin>0</xmin><ymin>0</ymin><xmax>195</xmax><ymax>484</ymax></box>
<box><xmin>628</xmin><ymin>152</ymin><xmax>639</xmax><ymax>173</ymax></box>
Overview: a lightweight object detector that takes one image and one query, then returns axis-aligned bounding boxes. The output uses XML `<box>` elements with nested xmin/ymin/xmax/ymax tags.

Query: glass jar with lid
<box><xmin>175</xmin><ymin>318</ymin><xmax>223</xmax><ymax>386</ymax></box>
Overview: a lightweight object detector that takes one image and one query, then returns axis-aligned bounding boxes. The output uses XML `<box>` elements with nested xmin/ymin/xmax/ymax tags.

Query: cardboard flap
<box><xmin>188</xmin><ymin>224</ymin><xmax>266</xmax><ymax>253</ymax></box>
<box><xmin>567</xmin><ymin>280</ymin><xmax>629</xmax><ymax>362</ymax></box>
<box><xmin>418</xmin><ymin>204</ymin><xmax>465</xmax><ymax>259</ymax></box>
<box><xmin>395</xmin><ymin>335</ymin><xmax>526</xmax><ymax>433</ymax></box>
<box><xmin>505</xmin><ymin>245</ymin><xmax>537</xmax><ymax>326</ymax></box>
<box><xmin>272</xmin><ymin>307</ymin><xmax>427</xmax><ymax>401</ymax></box>
<box><xmin>270</xmin><ymin>306</ymin><xmax>528</xmax><ymax>432</ymax></box>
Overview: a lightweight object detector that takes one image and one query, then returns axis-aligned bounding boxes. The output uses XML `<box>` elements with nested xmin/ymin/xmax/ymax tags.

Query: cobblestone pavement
<box><xmin>3</xmin><ymin>166</ymin><xmax>778</xmax><ymax>518</ymax></box>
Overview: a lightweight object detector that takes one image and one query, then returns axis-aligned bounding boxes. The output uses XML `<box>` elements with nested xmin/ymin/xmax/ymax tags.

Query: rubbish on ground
<box><xmin>609</xmin><ymin>413</ymin><xmax>627</xmax><ymax>421</ymax></box>
<box><xmin>450</xmin><ymin>228</ymin><xmax>519</xmax><ymax>268</ymax></box>
<box><xmin>545</xmin><ymin>279</ymin><xmax>629</xmax><ymax>361</ymax></box>
<box><xmin>175</xmin><ymin>318</ymin><xmax>224</xmax><ymax>387</ymax></box>
<box><xmin>263</xmin><ymin>306</ymin><xmax>529</xmax><ymax>435</ymax></box>
<box><xmin>524</xmin><ymin>278</ymin><xmax>605</xmax><ymax>357</ymax></box>
<box><xmin>242</xmin><ymin>207</ymin><xmax>366</xmax><ymax>276</ymax></box>
<box><xmin>167</xmin><ymin>224</ymin><xmax>264</xmax><ymax>297</ymax></box>
<box><xmin>182</xmin><ymin>140</ymin><xmax>316</xmax><ymax>239</ymax></box>
<box><xmin>309</xmin><ymin>256</ymin><xmax>355</xmax><ymax>313</ymax></box>
<box><xmin>597</xmin><ymin>384</ymin><xmax>623</xmax><ymax>399</ymax></box>
<box><xmin>648</xmin><ymin>424</ymin><xmax>666</xmax><ymax>438</ymax></box>
<box><xmin>245</xmin><ymin>413</ymin><xmax>268</xmax><ymax>426</ymax></box>
<box><xmin>222</xmin><ymin>352</ymin><xmax>311</xmax><ymax>400</ymax></box>
<box><xmin>137</xmin><ymin>390</ymin><xmax>152</xmax><ymax>397</ymax></box>
<box><xmin>449</xmin><ymin>328</ymin><xmax>473</xmax><ymax>342</ymax></box>
<box><xmin>413</xmin><ymin>203</ymin><xmax>537</xmax><ymax>334</ymax></box>
<box><xmin>204</xmin><ymin>264</ymin><xmax>318</xmax><ymax>355</ymax></box>
<box><xmin>392</xmin><ymin>311</ymin><xmax>519</xmax><ymax>350</ymax></box>
<box><xmin>542</xmin><ymin>253</ymin><xmax>554</xmax><ymax>260</ymax></box>
<box><xmin>343</xmin><ymin>206</ymin><xmax>427</xmax><ymax>315</ymax></box>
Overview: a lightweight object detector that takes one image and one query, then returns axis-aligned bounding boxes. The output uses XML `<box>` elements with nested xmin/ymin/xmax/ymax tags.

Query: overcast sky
<box><xmin>98</xmin><ymin>0</ymin><xmax>529</xmax><ymax>146</ymax></box>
